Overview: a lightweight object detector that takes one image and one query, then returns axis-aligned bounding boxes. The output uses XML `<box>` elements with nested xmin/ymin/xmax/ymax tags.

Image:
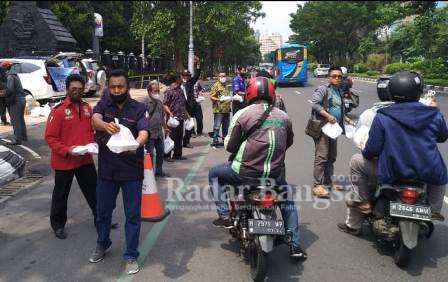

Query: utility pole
<box><xmin>188</xmin><ymin>1</ymin><xmax>194</xmax><ymax>74</ymax></box>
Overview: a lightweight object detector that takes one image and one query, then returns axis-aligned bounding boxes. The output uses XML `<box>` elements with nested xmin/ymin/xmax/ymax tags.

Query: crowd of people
<box><xmin>2</xmin><ymin>56</ymin><xmax>446</xmax><ymax>275</ymax></box>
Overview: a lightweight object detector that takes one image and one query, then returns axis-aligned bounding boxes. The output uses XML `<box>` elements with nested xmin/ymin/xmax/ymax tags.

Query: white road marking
<box><xmin>351</xmin><ymin>89</ymin><xmax>363</xmax><ymax>93</ymax></box>
<box><xmin>295</xmin><ymin>91</ymin><xmax>302</xmax><ymax>95</ymax></box>
<box><xmin>307</xmin><ymin>99</ymin><xmax>313</xmax><ymax>104</ymax></box>
<box><xmin>1</xmin><ymin>138</ymin><xmax>41</xmax><ymax>159</ymax></box>
<box><xmin>444</xmin><ymin>196</ymin><xmax>448</xmax><ymax>205</ymax></box>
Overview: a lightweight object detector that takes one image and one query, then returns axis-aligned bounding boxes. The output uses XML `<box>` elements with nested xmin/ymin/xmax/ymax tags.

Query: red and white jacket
<box><xmin>44</xmin><ymin>97</ymin><xmax>94</xmax><ymax>170</ymax></box>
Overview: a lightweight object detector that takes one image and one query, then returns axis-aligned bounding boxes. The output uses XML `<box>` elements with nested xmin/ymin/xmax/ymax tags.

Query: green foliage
<box><xmin>308</xmin><ymin>63</ymin><xmax>317</xmax><ymax>71</ymax></box>
<box><xmin>353</xmin><ymin>63</ymin><xmax>368</xmax><ymax>73</ymax></box>
<box><xmin>384</xmin><ymin>63</ymin><xmax>412</xmax><ymax>74</ymax></box>
<box><xmin>0</xmin><ymin>1</ymin><xmax>10</xmax><ymax>26</ymax></box>
<box><xmin>366</xmin><ymin>53</ymin><xmax>391</xmax><ymax>72</ymax></box>
<box><xmin>365</xmin><ymin>70</ymin><xmax>381</xmax><ymax>76</ymax></box>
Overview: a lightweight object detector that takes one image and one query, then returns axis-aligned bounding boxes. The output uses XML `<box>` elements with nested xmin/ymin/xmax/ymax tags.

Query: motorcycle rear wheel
<box><xmin>249</xmin><ymin>236</ymin><xmax>269</xmax><ymax>282</ymax></box>
<box><xmin>394</xmin><ymin>234</ymin><xmax>412</xmax><ymax>267</ymax></box>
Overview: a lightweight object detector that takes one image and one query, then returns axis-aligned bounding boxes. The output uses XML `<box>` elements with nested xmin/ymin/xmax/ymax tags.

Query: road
<box><xmin>0</xmin><ymin>76</ymin><xmax>447</xmax><ymax>282</ymax></box>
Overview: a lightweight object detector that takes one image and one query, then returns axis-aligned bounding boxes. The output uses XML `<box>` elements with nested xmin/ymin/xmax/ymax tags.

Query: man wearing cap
<box><xmin>181</xmin><ymin>56</ymin><xmax>201</xmax><ymax>148</ymax></box>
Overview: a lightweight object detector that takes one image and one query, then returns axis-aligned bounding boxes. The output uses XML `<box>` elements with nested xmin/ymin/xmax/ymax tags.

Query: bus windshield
<box><xmin>280</xmin><ymin>47</ymin><xmax>304</xmax><ymax>64</ymax></box>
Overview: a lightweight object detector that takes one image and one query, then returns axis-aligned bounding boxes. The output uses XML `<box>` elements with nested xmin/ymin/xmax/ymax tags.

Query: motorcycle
<box><xmin>341</xmin><ymin>76</ymin><xmax>359</xmax><ymax>113</ymax></box>
<box><xmin>343</xmin><ymin>90</ymin><xmax>360</xmax><ymax>113</ymax></box>
<box><xmin>369</xmin><ymin>181</ymin><xmax>434</xmax><ymax>267</ymax></box>
<box><xmin>224</xmin><ymin>178</ymin><xmax>292</xmax><ymax>281</ymax></box>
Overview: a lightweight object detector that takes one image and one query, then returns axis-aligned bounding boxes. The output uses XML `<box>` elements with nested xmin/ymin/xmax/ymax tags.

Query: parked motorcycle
<box><xmin>369</xmin><ymin>181</ymin><xmax>433</xmax><ymax>267</ymax></box>
<box><xmin>225</xmin><ymin>178</ymin><xmax>292</xmax><ymax>281</ymax></box>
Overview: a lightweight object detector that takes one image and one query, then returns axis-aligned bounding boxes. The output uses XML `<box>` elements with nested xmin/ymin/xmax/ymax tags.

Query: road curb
<box><xmin>352</xmin><ymin>77</ymin><xmax>448</xmax><ymax>95</ymax></box>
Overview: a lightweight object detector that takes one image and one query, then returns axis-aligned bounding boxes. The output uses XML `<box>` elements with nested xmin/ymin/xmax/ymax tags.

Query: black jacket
<box><xmin>184</xmin><ymin>67</ymin><xmax>201</xmax><ymax>116</ymax></box>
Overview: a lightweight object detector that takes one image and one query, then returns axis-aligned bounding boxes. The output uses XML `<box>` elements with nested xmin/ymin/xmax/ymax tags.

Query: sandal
<box><xmin>312</xmin><ymin>185</ymin><xmax>330</xmax><ymax>198</ymax></box>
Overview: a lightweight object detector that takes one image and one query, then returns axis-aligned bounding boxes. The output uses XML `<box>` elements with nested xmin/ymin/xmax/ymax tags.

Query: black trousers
<box><xmin>194</xmin><ymin>103</ymin><xmax>204</xmax><ymax>135</ymax></box>
<box><xmin>50</xmin><ymin>164</ymin><xmax>97</xmax><ymax>231</ymax></box>
<box><xmin>232</xmin><ymin>100</ymin><xmax>246</xmax><ymax>116</ymax></box>
<box><xmin>0</xmin><ymin>98</ymin><xmax>7</xmax><ymax>123</ymax></box>
<box><xmin>183</xmin><ymin>128</ymin><xmax>193</xmax><ymax>146</ymax></box>
<box><xmin>167</xmin><ymin>120</ymin><xmax>184</xmax><ymax>158</ymax></box>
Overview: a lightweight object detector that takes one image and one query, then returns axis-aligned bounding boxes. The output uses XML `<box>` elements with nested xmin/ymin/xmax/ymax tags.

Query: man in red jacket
<box><xmin>45</xmin><ymin>74</ymin><xmax>98</xmax><ymax>239</ymax></box>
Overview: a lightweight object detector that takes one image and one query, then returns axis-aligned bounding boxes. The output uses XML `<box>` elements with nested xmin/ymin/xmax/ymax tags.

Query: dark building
<box><xmin>0</xmin><ymin>1</ymin><xmax>78</xmax><ymax>58</ymax></box>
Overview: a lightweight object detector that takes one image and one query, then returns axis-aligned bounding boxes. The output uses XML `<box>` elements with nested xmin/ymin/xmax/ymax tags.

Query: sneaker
<box><xmin>337</xmin><ymin>223</ymin><xmax>361</xmax><ymax>236</ymax></box>
<box><xmin>125</xmin><ymin>260</ymin><xmax>140</xmax><ymax>275</ymax></box>
<box><xmin>312</xmin><ymin>185</ymin><xmax>330</xmax><ymax>198</ymax></box>
<box><xmin>89</xmin><ymin>245</ymin><xmax>111</xmax><ymax>263</ymax></box>
<box><xmin>210</xmin><ymin>142</ymin><xmax>224</xmax><ymax>147</ymax></box>
<box><xmin>432</xmin><ymin>212</ymin><xmax>445</xmax><ymax>221</ymax></box>
<box><xmin>290</xmin><ymin>246</ymin><xmax>308</xmax><ymax>259</ymax></box>
<box><xmin>54</xmin><ymin>228</ymin><xmax>67</xmax><ymax>240</ymax></box>
<box><xmin>212</xmin><ymin>217</ymin><xmax>233</xmax><ymax>229</ymax></box>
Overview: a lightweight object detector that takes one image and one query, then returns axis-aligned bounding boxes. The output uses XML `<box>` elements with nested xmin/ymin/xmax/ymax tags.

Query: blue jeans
<box><xmin>208</xmin><ymin>162</ymin><xmax>301</xmax><ymax>247</ymax></box>
<box><xmin>213</xmin><ymin>113</ymin><xmax>230</xmax><ymax>143</ymax></box>
<box><xmin>96</xmin><ymin>177</ymin><xmax>142</xmax><ymax>260</ymax></box>
<box><xmin>146</xmin><ymin>138</ymin><xmax>164</xmax><ymax>174</ymax></box>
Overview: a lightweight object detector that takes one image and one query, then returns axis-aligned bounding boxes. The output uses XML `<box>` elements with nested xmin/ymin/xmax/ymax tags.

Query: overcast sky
<box><xmin>252</xmin><ymin>1</ymin><xmax>305</xmax><ymax>41</ymax></box>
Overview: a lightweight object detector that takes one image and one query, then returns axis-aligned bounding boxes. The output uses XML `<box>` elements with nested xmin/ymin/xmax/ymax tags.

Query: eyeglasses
<box><xmin>330</xmin><ymin>75</ymin><xmax>342</xmax><ymax>79</ymax></box>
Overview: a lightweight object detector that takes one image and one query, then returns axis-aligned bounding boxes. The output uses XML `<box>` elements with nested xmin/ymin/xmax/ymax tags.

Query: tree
<box><xmin>0</xmin><ymin>1</ymin><xmax>10</xmax><ymax>26</ymax></box>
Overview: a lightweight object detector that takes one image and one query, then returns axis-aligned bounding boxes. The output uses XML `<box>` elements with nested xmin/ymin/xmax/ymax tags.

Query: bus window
<box><xmin>281</xmin><ymin>48</ymin><xmax>304</xmax><ymax>63</ymax></box>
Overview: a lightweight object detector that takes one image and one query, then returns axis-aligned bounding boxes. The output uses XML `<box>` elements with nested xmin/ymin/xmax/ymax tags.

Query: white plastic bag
<box><xmin>43</xmin><ymin>104</ymin><xmax>52</xmax><ymax>118</ymax></box>
<box><xmin>353</xmin><ymin>125</ymin><xmax>370</xmax><ymax>150</ymax></box>
<box><xmin>344</xmin><ymin>124</ymin><xmax>356</xmax><ymax>139</ymax></box>
<box><xmin>232</xmin><ymin>95</ymin><xmax>244</xmax><ymax>102</ymax></box>
<box><xmin>106</xmin><ymin>118</ymin><xmax>140</xmax><ymax>154</ymax></box>
<box><xmin>185</xmin><ymin>118</ymin><xmax>195</xmax><ymax>131</ymax></box>
<box><xmin>164</xmin><ymin>136</ymin><xmax>175</xmax><ymax>154</ymax></box>
<box><xmin>322</xmin><ymin>122</ymin><xmax>343</xmax><ymax>139</ymax></box>
<box><xmin>167</xmin><ymin>117</ymin><xmax>180</xmax><ymax>128</ymax></box>
<box><xmin>219</xmin><ymin>95</ymin><xmax>232</xmax><ymax>102</ymax></box>
<box><xmin>71</xmin><ymin>143</ymin><xmax>98</xmax><ymax>155</ymax></box>
<box><xmin>30</xmin><ymin>107</ymin><xmax>43</xmax><ymax>118</ymax></box>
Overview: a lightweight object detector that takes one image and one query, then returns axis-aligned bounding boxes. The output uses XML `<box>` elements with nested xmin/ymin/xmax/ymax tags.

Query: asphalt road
<box><xmin>0</xmin><ymin>76</ymin><xmax>447</xmax><ymax>282</ymax></box>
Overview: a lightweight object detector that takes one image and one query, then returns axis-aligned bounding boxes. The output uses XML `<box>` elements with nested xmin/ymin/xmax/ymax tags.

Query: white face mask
<box><xmin>219</xmin><ymin>77</ymin><xmax>226</xmax><ymax>83</ymax></box>
<box><xmin>152</xmin><ymin>94</ymin><xmax>160</xmax><ymax>100</ymax></box>
<box><xmin>182</xmin><ymin>79</ymin><xmax>187</xmax><ymax>83</ymax></box>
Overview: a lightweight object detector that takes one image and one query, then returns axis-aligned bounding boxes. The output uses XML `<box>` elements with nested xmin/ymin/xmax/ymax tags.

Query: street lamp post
<box><xmin>188</xmin><ymin>1</ymin><xmax>194</xmax><ymax>74</ymax></box>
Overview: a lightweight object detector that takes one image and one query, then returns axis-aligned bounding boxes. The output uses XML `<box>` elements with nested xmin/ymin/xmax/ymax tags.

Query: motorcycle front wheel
<box><xmin>249</xmin><ymin>236</ymin><xmax>269</xmax><ymax>282</ymax></box>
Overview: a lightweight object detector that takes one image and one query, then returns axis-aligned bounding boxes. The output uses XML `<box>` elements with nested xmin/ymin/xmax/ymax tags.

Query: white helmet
<box><xmin>341</xmin><ymin>66</ymin><xmax>348</xmax><ymax>75</ymax></box>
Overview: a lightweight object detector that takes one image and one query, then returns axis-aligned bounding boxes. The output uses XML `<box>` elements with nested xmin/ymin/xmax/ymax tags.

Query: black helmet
<box><xmin>388</xmin><ymin>71</ymin><xmax>423</xmax><ymax>102</ymax></box>
<box><xmin>376</xmin><ymin>75</ymin><xmax>392</xmax><ymax>102</ymax></box>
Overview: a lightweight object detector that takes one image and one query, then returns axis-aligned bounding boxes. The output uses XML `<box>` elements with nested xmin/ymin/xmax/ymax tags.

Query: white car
<box><xmin>0</xmin><ymin>58</ymin><xmax>66</xmax><ymax>102</ymax></box>
<box><xmin>313</xmin><ymin>64</ymin><xmax>331</xmax><ymax>78</ymax></box>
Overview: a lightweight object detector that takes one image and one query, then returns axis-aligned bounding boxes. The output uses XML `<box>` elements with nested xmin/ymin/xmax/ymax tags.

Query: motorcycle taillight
<box><xmin>259</xmin><ymin>192</ymin><xmax>274</xmax><ymax>207</ymax></box>
<box><xmin>400</xmin><ymin>188</ymin><xmax>418</xmax><ymax>204</ymax></box>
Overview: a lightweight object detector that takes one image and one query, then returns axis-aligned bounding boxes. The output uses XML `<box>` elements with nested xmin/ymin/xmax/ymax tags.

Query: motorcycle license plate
<box><xmin>389</xmin><ymin>202</ymin><xmax>431</xmax><ymax>221</ymax></box>
<box><xmin>248</xmin><ymin>219</ymin><xmax>285</xmax><ymax>235</ymax></box>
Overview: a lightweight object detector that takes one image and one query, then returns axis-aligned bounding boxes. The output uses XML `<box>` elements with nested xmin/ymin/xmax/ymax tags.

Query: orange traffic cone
<box><xmin>141</xmin><ymin>152</ymin><xmax>170</xmax><ymax>222</ymax></box>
